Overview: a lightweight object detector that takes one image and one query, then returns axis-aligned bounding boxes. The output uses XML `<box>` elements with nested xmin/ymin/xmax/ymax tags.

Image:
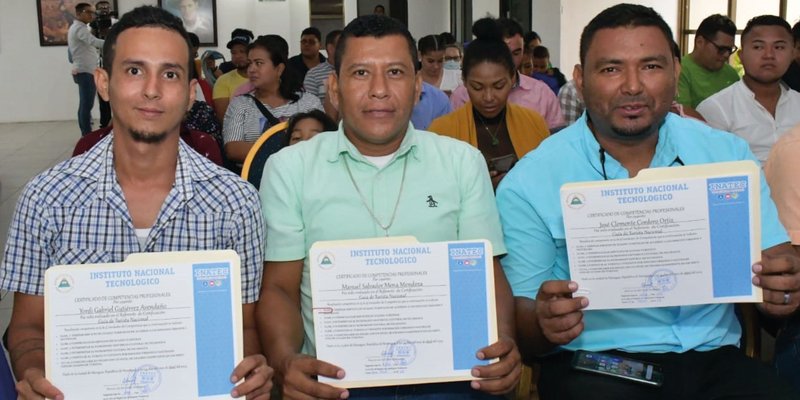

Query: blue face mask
<box><xmin>444</xmin><ymin>60</ymin><xmax>461</xmax><ymax>70</ymax></box>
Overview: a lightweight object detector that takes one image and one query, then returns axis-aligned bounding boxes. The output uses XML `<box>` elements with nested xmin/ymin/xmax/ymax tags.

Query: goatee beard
<box><xmin>130</xmin><ymin>130</ymin><xmax>168</xmax><ymax>144</ymax></box>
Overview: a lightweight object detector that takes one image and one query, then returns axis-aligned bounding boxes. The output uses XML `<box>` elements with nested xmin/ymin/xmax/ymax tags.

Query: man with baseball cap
<box><xmin>213</xmin><ymin>28</ymin><xmax>254</xmax><ymax>121</ymax></box>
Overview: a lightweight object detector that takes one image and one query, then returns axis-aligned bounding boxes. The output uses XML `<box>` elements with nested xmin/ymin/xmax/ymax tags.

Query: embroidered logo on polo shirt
<box><xmin>426</xmin><ymin>195</ymin><xmax>438</xmax><ymax>208</ymax></box>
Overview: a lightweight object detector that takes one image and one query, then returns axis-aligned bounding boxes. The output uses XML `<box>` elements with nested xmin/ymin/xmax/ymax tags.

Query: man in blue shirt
<box><xmin>497</xmin><ymin>4</ymin><xmax>799</xmax><ymax>399</ymax></box>
<box><xmin>411</xmin><ymin>81</ymin><xmax>452</xmax><ymax>130</ymax></box>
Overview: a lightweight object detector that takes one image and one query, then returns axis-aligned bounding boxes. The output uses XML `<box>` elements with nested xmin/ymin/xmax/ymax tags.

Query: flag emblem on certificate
<box><xmin>318</xmin><ymin>253</ymin><xmax>335</xmax><ymax>269</ymax></box>
<box><xmin>566</xmin><ymin>193</ymin><xmax>585</xmax><ymax>209</ymax></box>
<box><xmin>55</xmin><ymin>275</ymin><xmax>74</xmax><ymax>293</ymax></box>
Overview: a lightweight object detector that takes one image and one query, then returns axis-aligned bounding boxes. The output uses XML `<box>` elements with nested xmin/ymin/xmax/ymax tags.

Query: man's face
<box><xmin>504</xmin><ymin>34</ymin><xmax>524</xmax><ymax>69</ymax></box>
<box><xmin>231</xmin><ymin>43</ymin><xmax>249</xmax><ymax>69</ymax></box>
<box><xmin>179</xmin><ymin>0</ymin><xmax>198</xmax><ymax>21</ymax></box>
<box><xmin>696</xmin><ymin>31</ymin><xmax>736</xmax><ymax>71</ymax></box>
<box><xmin>527</xmin><ymin>38</ymin><xmax>542</xmax><ymax>52</ymax></box>
<box><xmin>444</xmin><ymin>47</ymin><xmax>461</xmax><ymax>63</ymax></box>
<box><xmin>96</xmin><ymin>2</ymin><xmax>110</xmax><ymax>16</ymax></box>
<box><xmin>576</xmin><ymin>26</ymin><xmax>679</xmax><ymax>142</ymax></box>
<box><xmin>330</xmin><ymin>35</ymin><xmax>421</xmax><ymax>154</ymax></box>
<box><xmin>96</xmin><ymin>27</ymin><xmax>195</xmax><ymax>143</ymax></box>
<box><xmin>519</xmin><ymin>55</ymin><xmax>534</xmax><ymax>76</ymax></box>
<box><xmin>78</xmin><ymin>6</ymin><xmax>96</xmax><ymax>23</ymax></box>
<box><xmin>300</xmin><ymin>34</ymin><xmax>320</xmax><ymax>58</ymax></box>
<box><xmin>532</xmin><ymin>57</ymin><xmax>549</xmax><ymax>74</ymax></box>
<box><xmin>741</xmin><ymin>25</ymin><xmax>794</xmax><ymax>85</ymax></box>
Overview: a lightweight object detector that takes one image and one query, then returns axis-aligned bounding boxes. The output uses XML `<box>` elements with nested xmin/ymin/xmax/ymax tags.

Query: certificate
<box><xmin>309</xmin><ymin>238</ymin><xmax>497</xmax><ymax>388</ymax></box>
<box><xmin>44</xmin><ymin>250</ymin><xmax>243</xmax><ymax>399</ymax></box>
<box><xmin>560</xmin><ymin>161</ymin><xmax>762</xmax><ymax>310</ymax></box>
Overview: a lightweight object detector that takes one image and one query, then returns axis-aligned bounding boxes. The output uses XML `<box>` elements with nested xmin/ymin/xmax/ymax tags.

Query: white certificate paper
<box><xmin>310</xmin><ymin>238</ymin><xmax>497</xmax><ymax>388</ymax></box>
<box><xmin>560</xmin><ymin>161</ymin><xmax>762</xmax><ymax>310</ymax></box>
<box><xmin>44</xmin><ymin>250</ymin><xmax>243</xmax><ymax>399</ymax></box>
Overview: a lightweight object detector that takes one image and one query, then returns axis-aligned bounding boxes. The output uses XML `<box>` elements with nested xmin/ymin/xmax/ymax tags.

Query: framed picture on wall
<box><xmin>159</xmin><ymin>0</ymin><xmax>218</xmax><ymax>47</ymax></box>
<box><xmin>36</xmin><ymin>0</ymin><xmax>119</xmax><ymax>46</ymax></box>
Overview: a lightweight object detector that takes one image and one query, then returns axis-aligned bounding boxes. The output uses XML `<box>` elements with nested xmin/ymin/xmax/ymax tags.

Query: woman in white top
<box><xmin>223</xmin><ymin>34</ymin><xmax>322</xmax><ymax>163</ymax></box>
<box><xmin>418</xmin><ymin>34</ymin><xmax>462</xmax><ymax>95</ymax></box>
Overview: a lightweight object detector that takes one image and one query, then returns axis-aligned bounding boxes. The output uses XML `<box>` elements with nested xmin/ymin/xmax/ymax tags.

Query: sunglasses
<box><xmin>702</xmin><ymin>36</ymin><xmax>738</xmax><ymax>56</ymax></box>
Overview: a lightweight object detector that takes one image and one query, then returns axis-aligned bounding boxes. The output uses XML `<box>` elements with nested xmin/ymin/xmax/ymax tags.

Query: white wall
<box><xmin>407</xmin><ymin>1</ymin><xmax>449</xmax><ymax>40</ymax></box>
<box><xmin>532</xmin><ymin>0</ymin><xmax>561</xmax><ymax>68</ymax></box>
<box><xmin>472</xmin><ymin>0</ymin><xmax>499</xmax><ymax>22</ymax></box>
<box><xmin>559</xmin><ymin>0</ymin><xmax>679</xmax><ymax>75</ymax></box>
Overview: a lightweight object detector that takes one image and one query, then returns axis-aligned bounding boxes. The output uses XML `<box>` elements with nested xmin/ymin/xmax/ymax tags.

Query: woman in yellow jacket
<box><xmin>428</xmin><ymin>18</ymin><xmax>549</xmax><ymax>187</ymax></box>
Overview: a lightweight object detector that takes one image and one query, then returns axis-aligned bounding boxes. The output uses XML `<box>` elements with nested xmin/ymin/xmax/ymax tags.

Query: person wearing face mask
<box><xmin>418</xmin><ymin>34</ymin><xmax>463</xmax><ymax>95</ymax></box>
<box><xmin>444</xmin><ymin>43</ymin><xmax>463</xmax><ymax>71</ymax></box>
<box><xmin>428</xmin><ymin>18</ymin><xmax>549</xmax><ymax>189</ymax></box>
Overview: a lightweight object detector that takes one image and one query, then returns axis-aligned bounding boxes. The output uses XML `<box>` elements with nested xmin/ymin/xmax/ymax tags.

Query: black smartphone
<box><xmin>571</xmin><ymin>350</ymin><xmax>664</xmax><ymax>386</ymax></box>
<box><xmin>488</xmin><ymin>154</ymin><xmax>516</xmax><ymax>173</ymax></box>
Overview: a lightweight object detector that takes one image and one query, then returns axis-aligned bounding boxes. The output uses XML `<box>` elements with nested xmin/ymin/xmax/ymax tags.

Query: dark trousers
<box><xmin>348</xmin><ymin>381</ymin><xmax>503</xmax><ymax>399</ymax></box>
<box><xmin>73</xmin><ymin>72</ymin><xmax>96</xmax><ymax>135</ymax></box>
<box><xmin>538</xmin><ymin>346</ymin><xmax>798</xmax><ymax>400</ymax></box>
<box><xmin>774</xmin><ymin>314</ymin><xmax>800</xmax><ymax>393</ymax></box>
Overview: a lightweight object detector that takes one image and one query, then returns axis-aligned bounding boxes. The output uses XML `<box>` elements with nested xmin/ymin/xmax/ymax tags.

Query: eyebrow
<box><xmin>345</xmin><ymin>61</ymin><xmax>411</xmax><ymax>70</ymax></box>
<box><xmin>120</xmin><ymin>59</ymin><xmax>186</xmax><ymax>72</ymax></box>
<box><xmin>592</xmin><ymin>54</ymin><xmax>669</xmax><ymax>66</ymax></box>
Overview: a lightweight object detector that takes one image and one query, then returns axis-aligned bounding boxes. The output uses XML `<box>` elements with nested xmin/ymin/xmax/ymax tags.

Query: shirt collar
<box><xmin>327</xmin><ymin>121</ymin><xmax>421</xmax><ymax>164</ymax></box>
<box><xmin>577</xmin><ymin>113</ymin><xmax>680</xmax><ymax>179</ymax></box>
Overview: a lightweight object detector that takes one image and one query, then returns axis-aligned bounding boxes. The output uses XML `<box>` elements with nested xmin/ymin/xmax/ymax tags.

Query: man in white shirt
<box><xmin>698</xmin><ymin>15</ymin><xmax>800</xmax><ymax>163</ymax></box>
<box><xmin>68</xmin><ymin>2</ymin><xmax>104</xmax><ymax>135</ymax></box>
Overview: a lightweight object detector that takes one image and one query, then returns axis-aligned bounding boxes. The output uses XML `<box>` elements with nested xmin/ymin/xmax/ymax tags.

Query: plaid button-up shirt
<box><xmin>1</xmin><ymin>134</ymin><xmax>264</xmax><ymax>302</ymax></box>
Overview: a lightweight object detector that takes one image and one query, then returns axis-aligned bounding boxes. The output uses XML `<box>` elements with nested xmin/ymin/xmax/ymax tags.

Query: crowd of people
<box><xmin>4</xmin><ymin>1</ymin><xmax>800</xmax><ymax>399</ymax></box>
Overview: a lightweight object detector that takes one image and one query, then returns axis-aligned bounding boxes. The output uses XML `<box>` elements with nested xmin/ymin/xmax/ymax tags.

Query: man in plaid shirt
<box><xmin>1</xmin><ymin>7</ymin><xmax>272</xmax><ymax>399</ymax></box>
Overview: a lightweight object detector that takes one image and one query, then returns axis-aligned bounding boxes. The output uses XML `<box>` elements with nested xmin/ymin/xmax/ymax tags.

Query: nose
<box><xmin>369</xmin><ymin>72</ymin><xmax>389</xmax><ymax>99</ymax></box>
<box><xmin>143</xmin><ymin>73</ymin><xmax>161</xmax><ymax>100</ymax></box>
<box><xmin>763</xmin><ymin>45</ymin><xmax>776</xmax><ymax>59</ymax></box>
<box><xmin>621</xmin><ymin>68</ymin><xmax>643</xmax><ymax>95</ymax></box>
<box><xmin>481</xmin><ymin>87</ymin><xmax>495</xmax><ymax>104</ymax></box>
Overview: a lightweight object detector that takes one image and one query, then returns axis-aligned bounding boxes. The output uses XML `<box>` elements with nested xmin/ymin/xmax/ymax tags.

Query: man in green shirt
<box><xmin>678</xmin><ymin>14</ymin><xmax>740</xmax><ymax>108</ymax></box>
<box><xmin>256</xmin><ymin>14</ymin><xmax>521</xmax><ymax>400</ymax></box>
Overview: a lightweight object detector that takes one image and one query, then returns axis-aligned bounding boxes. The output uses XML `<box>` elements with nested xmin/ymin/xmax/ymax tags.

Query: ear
<box><xmin>413</xmin><ymin>70</ymin><xmax>422</xmax><ymax>106</ymax></box>
<box><xmin>188</xmin><ymin>77</ymin><xmax>197</xmax><ymax>111</ymax></box>
<box><xmin>572</xmin><ymin>63</ymin><xmax>584</xmax><ymax>100</ymax></box>
<box><xmin>276</xmin><ymin>62</ymin><xmax>286</xmax><ymax>77</ymax></box>
<box><xmin>95</xmin><ymin>67</ymin><xmax>110</xmax><ymax>102</ymax></box>
<box><xmin>328</xmin><ymin>72</ymin><xmax>340</xmax><ymax>111</ymax></box>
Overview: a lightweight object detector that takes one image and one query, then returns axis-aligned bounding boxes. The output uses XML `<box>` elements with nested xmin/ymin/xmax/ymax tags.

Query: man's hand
<box><xmin>279</xmin><ymin>353</ymin><xmax>348</xmax><ymax>400</ymax></box>
<box><xmin>535</xmin><ymin>280</ymin><xmax>588</xmax><ymax>345</ymax></box>
<box><xmin>15</xmin><ymin>368</ymin><xmax>63</xmax><ymax>400</ymax></box>
<box><xmin>753</xmin><ymin>244</ymin><xmax>800</xmax><ymax>317</ymax></box>
<box><xmin>469</xmin><ymin>336</ymin><xmax>522</xmax><ymax>395</ymax></box>
<box><xmin>230</xmin><ymin>354</ymin><xmax>273</xmax><ymax>399</ymax></box>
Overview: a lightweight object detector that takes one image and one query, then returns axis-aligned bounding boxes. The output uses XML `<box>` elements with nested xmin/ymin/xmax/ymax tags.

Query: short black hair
<box><xmin>741</xmin><ymin>15</ymin><xmax>792</xmax><ymax>43</ymax></box>
<box><xmin>793</xmin><ymin>21</ymin><xmax>800</xmax><ymax>42</ymax></box>
<box><xmin>301</xmin><ymin>27</ymin><xmax>322</xmax><ymax>42</ymax></box>
<box><xmin>418</xmin><ymin>34</ymin><xmax>444</xmax><ymax>55</ymax></box>
<box><xmin>524</xmin><ymin>31</ymin><xmax>541</xmax><ymax>47</ymax></box>
<box><xmin>439</xmin><ymin>32</ymin><xmax>456</xmax><ymax>45</ymax></box>
<box><xmin>102</xmin><ymin>6</ymin><xmax>193</xmax><ymax>79</ymax></box>
<box><xmin>374</xmin><ymin>5</ymin><xmax>385</xmax><ymax>12</ymax></box>
<box><xmin>249</xmin><ymin>35</ymin><xmax>301</xmax><ymax>102</ymax></box>
<box><xmin>325</xmin><ymin>29</ymin><xmax>342</xmax><ymax>46</ymax></box>
<box><xmin>579</xmin><ymin>3</ymin><xmax>675</xmax><ymax>65</ymax></box>
<box><xmin>96</xmin><ymin>1</ymin><xmax>110</xmax><ymax>6</ymax></box>
<box><xmin>188</xmin><ymin>32</ymin><xmax>200</xmax><ymax>48</ymax></box>
<box><xmin>75</xmin><ymin>2</ymin><xmax>92</xmax><ymax>14</ymax></box>
<box><xmin>532</xmin><ymin>45</ymin><xmax>549</xmax><ymax>59</ymax></box>
<box><xmin>334</xmin><ymin>14</ymin><xmax>417</xmax><ymax>74</ymax></box>
<box><xmin>696</xmin><ymin>14</ymin><xmax>737</xmax><ymax>39</ymax></box>
<box><xmin>462</xmin><ymin>18</ymin><xmax>515</xmax><ymax>80</ymax></box>
<box><xmin>286</xmin><ymin>109</ymin><xmax>338</xmax><ymax>145</ymax></box>
<box><xmin>497</xmin><ymin>17</ymin><xmax>524</xmax><ymax>40</ymax></box>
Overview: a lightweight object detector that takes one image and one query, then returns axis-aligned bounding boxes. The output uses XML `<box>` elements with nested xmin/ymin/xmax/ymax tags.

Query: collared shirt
<box><xmin>67</xmin><ymin>20</ymin><xmax>104</xmax><ymax>74</ymax></box>
<box><xmin>764</xmin><ymin>122</ymin><xmax>800</xmax><ymax>244</ymax></box>
<box><xmin>261</xmin><ymin>123</ymin><xmax>506</xmax><ymax>355</ymax></box>
<box><xmin>1</xmin><ymin>134</ymin><xmax>264</xmax><ymax>303</ymax></box>
<box><xmin>411</xmin><ymin>82</ymin><xmax>452</xmax><ymax>130</ymax></box>
<box><xmin>223</xmin><ymin>91</ymin><xmax>322</xmax><ymax>144</ymax></box>
<box><xmin>450</xmin><ymin>73</ymin><xmax>564</xmax><ymax>129</ymax></box>
<box><xmin>496</xmin><ymin>113</ymin><xmax>788</xmax><ymax>353</ymax></box>
<box><xmin>677</xmin><ymin>54</ymin><xmax>740</xmax><ymax>109</ymax></box>
<box><xmin>302</xmin><ymin>61</ymin><xmax>335</xmax><ymax>102</ymax></box>
<box><xmin>557</xmin><ymin>80</ymin><xmax>585</xmax><ymax>126</ymax></box>
<box><xmin>697</xmin><ymin>80</ymin><xmax>800</xmax><ymax>163</ymax></box>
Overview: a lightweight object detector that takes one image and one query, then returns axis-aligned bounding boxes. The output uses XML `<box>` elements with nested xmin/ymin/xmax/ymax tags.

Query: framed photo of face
<box><xmin>36</xmin><ymin>0</ymin><xmax>119</xmax><ymax>46</ymax></box>
<box><xmin>158</xmin><ymin>0</ymin><xmax>219</xmax><ymax>47</ymax></box>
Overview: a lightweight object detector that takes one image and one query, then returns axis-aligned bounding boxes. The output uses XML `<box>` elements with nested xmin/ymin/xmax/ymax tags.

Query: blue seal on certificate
<box><xmin>123</xmin><ymin>364</ymin><xmax>162</xmax><ymax>395</ymax></box>
<box><xmin>643</xmin><ymin>269</ymin><xmax>677</xmax><ymax>292</ymax></box>
<box><xmin>383</xmin><ymin>339</ymin><xmax>416</xmax><ymax>367</ymax></box>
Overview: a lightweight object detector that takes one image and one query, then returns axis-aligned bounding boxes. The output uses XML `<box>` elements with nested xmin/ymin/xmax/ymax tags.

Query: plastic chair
<box><xmin>241</xmin><ymin>122</ymin><xmax>289</xmax><ymax>190</ymax></box>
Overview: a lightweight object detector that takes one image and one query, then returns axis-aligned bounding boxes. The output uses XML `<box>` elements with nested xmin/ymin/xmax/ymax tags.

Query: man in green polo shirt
<box><xmin>677</xmin><ymin>14</ymin><xmax>740</xmax><ymax>108</ymax></box>
<box><xmin>256</xmin><ymin>14</ymin><xmax>521</xmax><ymax>400</ymax></box>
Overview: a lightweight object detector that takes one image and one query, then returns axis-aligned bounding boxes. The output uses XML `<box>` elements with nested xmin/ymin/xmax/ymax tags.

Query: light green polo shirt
<box><xmin>677</xmin><ymin>54</ymin><xmax>740</xmax><ymax>109</ymax></box>
<box><xmin>260</xmin><ymin>123</ymin><xmax>506</xmax><ymax>356</ymax></box>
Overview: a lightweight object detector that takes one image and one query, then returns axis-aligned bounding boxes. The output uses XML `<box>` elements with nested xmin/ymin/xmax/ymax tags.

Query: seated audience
<box><xmin>286</xmin><ymin>109</ymin><xmax>337</xmax><ymax>145</ymax></box>
<box><xmin>303</xmin><ymin>30</ymin><xmax>341</xmax><ymax>103</ymax></box>
<box><xmin>558</xmin><ymin>77</ymin><xmax>585</xmax><ymax>126</ymax></box>
<box><xmin>287</xmin><ymin>27</ymin><xmax>325</xmax><ymax>81</ymax></box>
<box><xmin>223</xmin><ymin>35</ymin><xmax>322</xmax><ymax>164</ymax></box>
<box><xmin>450</xmin><ymin>18</ymin><xmax>564</xmax><ymax>129</ymax></box>
<box><xmin>764</xmin><ymin>122</ymin><xmax>800</xmax><ymax>394</ymax></box>
<box><xmin>444</xmin><ymin>42</ymin><xmax>463</xmax><ymax>71</ymax></box>
<box><xmin>531</xmin><ymin>45</ymin><xmax>566</xmax><ymax>94</ymax></box>
<box><xmin>429</xmin><ymin>18</ymin><xmax>549</xmax><ymax>188</ymax></box>
<box><xmin>697</xmin><ymin>15</ymin><xmax>800</xmax><ymax>163</ymax></box>
<box><xmin>418</xmin><ymin>34</ymin><xmax>462</xmax><ymax>94</ymax></box>
<box><xmin>497</xmin><ymin>4</ymin><xmax>799</xmax><ymax>399</ymax></box>
<box><xmin>410</xmin><ymin>81</ymin><xmax>452</xmax><ymax>130</ymax></box>
<box><xmin>677</xmin><ymin>14</ymin><xmax>739</xmax><ymax>108</ymax></box>
<box><xmin>213</xmin><ymin>28</ymin><xmax>254</xmax><ymax>122</ymax></box>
